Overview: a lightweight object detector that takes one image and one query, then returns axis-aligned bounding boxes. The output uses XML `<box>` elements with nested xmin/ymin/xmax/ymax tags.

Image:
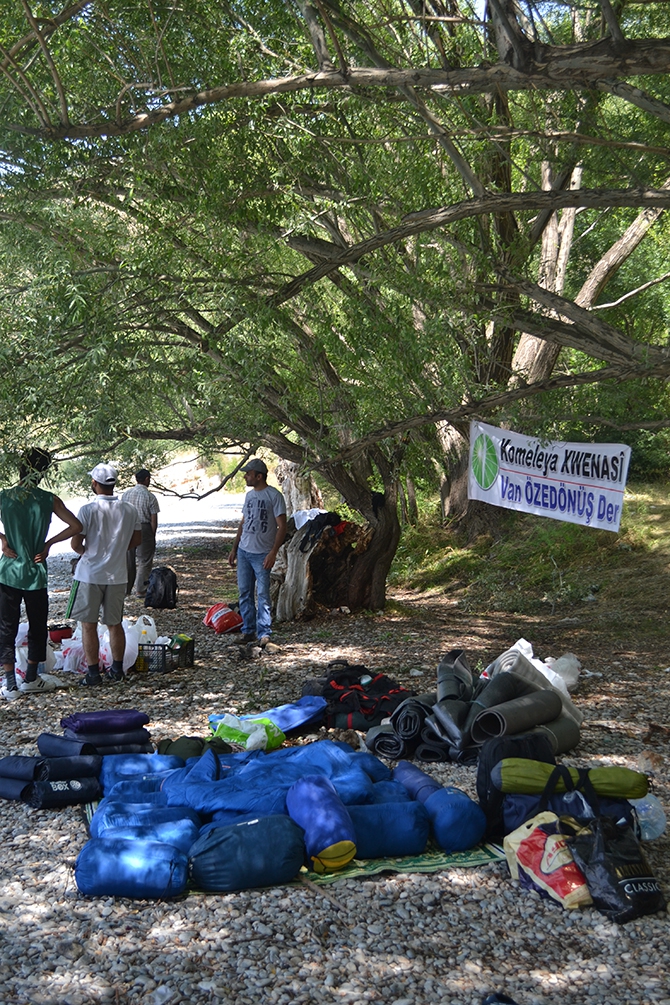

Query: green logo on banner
<box><xmin>472</xmin><ymin>433</ymin><xmax>498</xmax><ymax>490</ymax></box>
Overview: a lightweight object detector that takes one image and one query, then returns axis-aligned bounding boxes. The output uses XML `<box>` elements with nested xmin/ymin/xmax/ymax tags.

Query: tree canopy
<box><xmin>2</xmin><ymin>0</ymin><xmax>670</xmax><ymax>604</ymax></box>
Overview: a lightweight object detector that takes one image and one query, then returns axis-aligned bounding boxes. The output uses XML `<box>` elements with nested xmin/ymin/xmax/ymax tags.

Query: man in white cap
<box><xmin>65</xmin><ymin>464</ymin><xmax>141</xmax><ymax>685</ymax></box>
<box><xmin>228</xmin><ymin>458</ymin><xmax>287</xmax><ymax>645</ymax></box>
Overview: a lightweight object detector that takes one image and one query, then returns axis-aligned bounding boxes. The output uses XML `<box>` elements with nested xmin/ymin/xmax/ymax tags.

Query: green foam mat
<box><xmin>300</xmin><ymin>842</ymin><xmax>504</xmax><ymax>884</ymax></box>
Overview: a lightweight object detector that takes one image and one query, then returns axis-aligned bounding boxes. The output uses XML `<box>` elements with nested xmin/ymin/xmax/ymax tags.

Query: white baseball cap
<box><xmin>89</xmin><ymin>463</ymin><xmax>117</xmax><ymax>485</ymax></box>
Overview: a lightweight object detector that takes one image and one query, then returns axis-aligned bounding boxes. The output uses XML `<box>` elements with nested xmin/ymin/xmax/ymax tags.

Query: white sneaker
<box><xmin>19</xmin><ymin>677</ymin><xmax>57</xmax><ymax>693</ymax></box>
<box><xmin>1</xmin><ymin>684</ymin><xmax>20</xmax><ymax>701</ymax></box>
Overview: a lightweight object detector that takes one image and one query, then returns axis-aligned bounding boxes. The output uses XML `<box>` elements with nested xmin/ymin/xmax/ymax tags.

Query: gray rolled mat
<box><xmin>462</xmin><ymin>672</ymin><xmax>535</xmax><ymax>737</ymax></box>
<box><xmin>390</xmin><ymin>693</ymin><xmax>437</xmax><ymax>741</ymax></box>
<box><xmin>488</xmin><ymin>649</ymin><xmax>584</xmax><ymax>726</ymax></box>
<box><xmin>365</xmin><ymin>723</ymin><xmax>408</xmax><ymax>760</ymax></box>
<box><xmin>430</xmin><ymin>699</ymin><xmax>471</xmax><ymax>748</ymax></box>
<box><xmin>470</xmin><ymin>689</ymin><xmax>563</xmax><ymax>744</ymax></box>
<box><xmin>414</xmin><ymin>742</ymin><xmax>451</xmax><ymax>763</ymax></box>
<box><xmin>436</xmin><ymin>649</ymin><xmax>473</xmax><ymax>702</ymax></box>
<box><xmin>530</xmin><ymin>713</ymin><xmax>581</xmax><ymax>754</ymax></box>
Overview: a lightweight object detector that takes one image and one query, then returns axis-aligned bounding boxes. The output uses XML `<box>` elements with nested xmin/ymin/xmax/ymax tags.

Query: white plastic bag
<box><xmin>61</xmin><ymin>640</ymin><xmax>87</xmax><ymax>674</ymax></box>
<box><xmin>545</xmin><ymin>653</ymin><xmax>582</xmax><ymax>692</ymax></box>
<box><xmin>99</xmin><ymin>620</ymin><xmax>140</xmax><ymax>672</ymax></box>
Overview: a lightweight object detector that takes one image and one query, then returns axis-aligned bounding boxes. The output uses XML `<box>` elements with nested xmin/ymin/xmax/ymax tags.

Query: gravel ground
<box><xmin>0</xmin><ymin>505</ymin><xmax>668</xmax><ymax>1005</ymax></box>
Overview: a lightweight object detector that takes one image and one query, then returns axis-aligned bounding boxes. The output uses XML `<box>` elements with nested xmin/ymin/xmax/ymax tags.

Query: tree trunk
<box><xmin>274</xmin><ymin>460</ymin><xmax>323</xmax><ymax>518</ymax></box>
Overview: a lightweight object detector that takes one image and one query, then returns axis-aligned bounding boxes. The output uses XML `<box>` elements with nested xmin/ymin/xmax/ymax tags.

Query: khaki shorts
<box><xmin>66</xmin><ymin>581</ymin><xmax>126</xmax><ymax>625</ymax></box>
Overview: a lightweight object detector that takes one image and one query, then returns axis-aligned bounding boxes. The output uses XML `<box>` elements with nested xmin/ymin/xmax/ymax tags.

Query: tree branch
<box><xmin>269</xmin><ymin>188</ymin><xmax>670</xmax><ymax>306</ymax></box>
<box><xmin>19</xmin><ymin>0</ymin><xmax>70</xmax><ymax>125</ymax></box>
<box><xmin>310</xmin><ymin>361</ymin><xmax>668</xmax><ymax>470</ymax></box>
<box><xmin>10</xmin><ymin>39</ymin><xmax>670</xmax><ymax>139</ymax></box>
<box><xmin>598</xmin><ymin>0</ymin><xmax>625</xmax><ymax>44</ymax></box>
<box><xmin>591</xmin><ymin>271</ymin><xmax>670</xmax><ymax>310</ymax></box>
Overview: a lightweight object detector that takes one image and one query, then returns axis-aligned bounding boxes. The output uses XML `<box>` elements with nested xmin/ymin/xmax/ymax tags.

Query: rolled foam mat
<box><xmin>530</xmin><ymin>714</ymin><xmax>581</xmax><ymax>754</ymax></box>
<box><xmin>390</xmin><ymin>693</ymin><xmax>437</xmax><ymax>741</ymax></box>
<box><xmin>22</xmin><ymin>776</ymin><xmax>103</xmax><ymax>808</ymax></box>
<box><xmin>0</xmin><ymin>755</ymin><xmax>48</xmax><ymax>781</ymax></box>
<box><xmin>470</xmin><ymin>689</ymin><xmax>563</xmax><ymax>744</ymax></box>
<box><xmin>365</xmin><ymin>723</ymin><xmax>408</xmax><ymax>760</ymax></box>
<box><xmin>37</xmin><ymin>733</ymin><xmax>98</xmax><ymax>758</ymax></box>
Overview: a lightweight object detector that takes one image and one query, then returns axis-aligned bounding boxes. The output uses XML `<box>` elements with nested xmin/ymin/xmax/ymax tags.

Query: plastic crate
<box><xmin>137</xmin><ymin>638</ymin><xmax>194</xmax><ymax>674</ymax></box>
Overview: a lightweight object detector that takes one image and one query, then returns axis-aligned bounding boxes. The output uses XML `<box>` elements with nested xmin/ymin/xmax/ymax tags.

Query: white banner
<box><xmin>468</xmin><ymin>421</ymin><xmax>631</xmax><ymax>532</ymax></box>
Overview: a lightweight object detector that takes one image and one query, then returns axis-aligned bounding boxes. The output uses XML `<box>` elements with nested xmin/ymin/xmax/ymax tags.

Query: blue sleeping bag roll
<box><xmin>100</xmin><ymin>754</ymin><xmax>185</xmax><ymax>794</ymax></box>
<box><xmin>90</xmin><ymin>802</ymin><xmax>201</xmax><ymax>840</ymax></box>
<box><xmin>370</xmin><ymin>780</ymin><xmax>412</xmax><ymax>804</ymax></box>
<box><xmin>189</xmin><ymin>816</ymin><xmax>305</xmax><ymax>891</ymax></box>
<box><xmin>424</xmin><ymin>787</ymin><xmax>487</xmax><ymax>853</ymax></box>
<box><xmin>351</xmin><ymin>751</ymin><xmax>392</xmax><ymax>783</ymax></box>
<box><xmin>75</xmin><ymin>838</ymin><xmax>188</xmax><ymax>898</ymax></box>
<box><xmin>286</xmin><ymin>775</ymin><xmax>356</xmax><ymax>873</ymax></box>
<box><xmin>348</xmin><ymin>802</ymin><xmax>430</xmax><ymax>859</ymax></box>
<box><xmin>101</xmin><ymin>820</ymin><xmax>200</xmax><ymax>854</ymax></box>
<box><xmin>392</xmin><ymin>760</ymin><xmax>442</xmax><ymax>803</ymax></box>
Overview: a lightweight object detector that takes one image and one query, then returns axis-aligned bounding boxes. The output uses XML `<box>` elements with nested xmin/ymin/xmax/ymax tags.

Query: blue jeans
<box><xmin>236</xmin><ymin>548</ymin><xmax>272</xmax><ymax>638</ymax></box>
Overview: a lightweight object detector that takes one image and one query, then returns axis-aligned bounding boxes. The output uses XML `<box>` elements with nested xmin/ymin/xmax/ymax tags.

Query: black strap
<box><xmin>538</xmin><ymin>764</ymin><xmax>574</xmax><ymax>812</ymax></box>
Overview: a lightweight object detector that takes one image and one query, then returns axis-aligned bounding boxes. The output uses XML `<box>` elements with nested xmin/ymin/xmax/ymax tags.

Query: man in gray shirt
<box><xmin>228</xmin><ymin>458</ymin><xmax>287</xmax><ymax>645</ymax></box>
<box><xmin>123</xmin><ymin>469</ymin><xmax>160</xmax><ymax>597</ymax></box>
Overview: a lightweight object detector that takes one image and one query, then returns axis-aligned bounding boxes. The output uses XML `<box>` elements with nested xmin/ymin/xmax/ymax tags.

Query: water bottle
<box><xmin>629</xmin><ymin>794</ymin><xmax>667</xmax><ymax>840</ymax></box>
<box><xmin>136</xmin><ymin>628</ymin><xmax>149</xmax><ymax>672</ymax></box>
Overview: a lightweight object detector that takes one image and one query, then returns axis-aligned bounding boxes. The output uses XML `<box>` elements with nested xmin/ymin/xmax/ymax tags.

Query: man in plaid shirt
<box><xmin>123</xmin><ymin>469</ymin><xmax>160</xmax><ymax>597</ymax></box>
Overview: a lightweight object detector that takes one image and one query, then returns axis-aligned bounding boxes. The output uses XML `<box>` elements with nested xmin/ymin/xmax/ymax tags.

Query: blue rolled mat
<box><xmin>37</xmin><ymin>733</ymin><xmax>98</xmax><ymax>758</ymax></box>
<box><xmin>90</xmin><ymin>802</ymin><xmax>201</xmax><ymax>839</ymax></box>
<box><xmin>189</xmin><ymin>816</ymin><xmax>305</xmax><ymax>891</ymax></box>
<box><xmin>23</xmin><ymin>776</ymin><xmax>103</xmax><ymax>808</ymax></box>
<box><xmin>75</xmin><ymin>838</ymin><xmax>188</xmax><ymax>898</ymax></box>
<box><xmin>100</xmin><ymin>754</ymin><xmax>185</xmax><ymax>793</ymax></box>
<box><xmin>61</xmin><ymin>709</ymin><xmax>150</xmax><ymax>733</ymax></box>
<box><xmin>64</xmin><ymin>728</ymin><xmax>152</xmax><ymax>746</ymax></box>
<box><xmin>0</xmin><ymin>777</ymin><xmax>29</xmax><ymax>801</ymax></box>
<box><xmin>0</xmin><ymin>756</ymin><xmax>48</xmax><ymax>780</ymax></box>
<box><xmin>424</xmin><ymin>786</ymin><xmax>486</xmax><ymax>853</ymax></box>
<box><xmin>392</xmin><ymin>760</ymin><xmax>442</xmax><ymax>804</ymax></box>
<box><xmin>95</xmin><ymin>743</ymin><xmax>155</xmax><ymax>756</ymax></box>
<box><xmin>286</xmin><ymin>775</ymin><xmax>356</xmax><ymax>872</ymax></box>
<box><xmin>348</xmin><ymin>802</ymin><xmax>430</xmax><ymax>859</ymax></box>
<box><xmin>101</xmin><ymin>820</ymin><xmax>200</xmax><ymax>855</ymax></box>
<box><xmin>44</xmin><ymin>755</ymin><xmax>102</xmax><ymax>781</ymax></box>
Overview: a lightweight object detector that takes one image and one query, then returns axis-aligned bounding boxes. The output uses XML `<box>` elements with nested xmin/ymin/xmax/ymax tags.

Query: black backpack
<box><xmin>476</xmin><ymin>731</ymin><xmax>556</xmax><ymax>839</ymax></box>
<box><xmin>144</xmin><ymin>566</ymin><xmax>178</xmax><ymax>610</ymax></box>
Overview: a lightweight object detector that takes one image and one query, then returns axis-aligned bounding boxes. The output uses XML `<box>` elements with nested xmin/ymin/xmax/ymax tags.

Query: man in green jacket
<box><xmin>0</xmin><ymin>449</ymin><xmax>82</xmax><ymax>700</ymax></box>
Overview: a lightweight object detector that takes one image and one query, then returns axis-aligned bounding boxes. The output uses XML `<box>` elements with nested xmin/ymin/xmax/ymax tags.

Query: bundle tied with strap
<box><xmin>312</xmin><ymin>661</ymin><xmax>414</xmax><ymax>731</ymax></box>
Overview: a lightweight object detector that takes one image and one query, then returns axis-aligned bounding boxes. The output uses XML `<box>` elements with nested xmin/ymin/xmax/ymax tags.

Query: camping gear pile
<box><xmin>1</xmin><ymin>634</ymin><xmax>665</xmax><ymax>920</ymax></box>
<box><xmin>74</xmin><ymin>739</ymin><xmax>487</xmax><ymax>898</ymax></box>
<box><xmin>365</xmin><ymin>644</ymin><xmax>583</xmax><ymax>763</ymax></box>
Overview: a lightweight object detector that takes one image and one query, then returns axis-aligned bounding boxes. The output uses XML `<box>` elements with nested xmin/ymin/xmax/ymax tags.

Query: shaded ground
<box><xmin>1</xmin><ymin>507</ymin><xmax>668</xmax><ymax>1005</ymax></box>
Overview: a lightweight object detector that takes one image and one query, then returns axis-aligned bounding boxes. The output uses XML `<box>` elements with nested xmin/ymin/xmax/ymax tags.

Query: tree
<box><xmin>2</xmin><ymin>1</ymin><xmax>670</xmax><ymax>606</ymax></box>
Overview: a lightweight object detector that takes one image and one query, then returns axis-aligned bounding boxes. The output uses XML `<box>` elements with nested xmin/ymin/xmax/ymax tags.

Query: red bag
<box><xmin>203</xmin><ymin>603</ymin><xmax>243</xmax><ymax>634</ymax></box>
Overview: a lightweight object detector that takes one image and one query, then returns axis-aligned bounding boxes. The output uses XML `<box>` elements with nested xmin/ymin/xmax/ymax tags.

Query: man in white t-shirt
<box><xmin>228</xmin><ymin>458</ymin><xmax>287</xmax><ymax>645</ymax></box>
<box><xmin>66</xmin><ymin>463</ymin><xmax>141</xmax><ymax>686</ymax></box>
